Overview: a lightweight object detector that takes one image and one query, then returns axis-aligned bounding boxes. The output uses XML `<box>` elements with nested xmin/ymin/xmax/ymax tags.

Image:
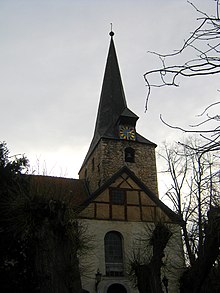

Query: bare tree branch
<box><xmin>144</xmin><ymin>1</ymin><xmax>220</xmax><ymax>109</ymax></box>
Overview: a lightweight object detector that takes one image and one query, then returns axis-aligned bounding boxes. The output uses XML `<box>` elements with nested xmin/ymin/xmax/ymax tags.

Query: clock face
<box><xmin>119</xmin><ymin>125</ymin><xmax>136</xmax><ymax>140</ymax></box>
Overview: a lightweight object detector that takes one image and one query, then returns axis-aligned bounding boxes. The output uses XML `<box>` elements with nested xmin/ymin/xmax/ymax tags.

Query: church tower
<box><xmin>77</xmin><ymin>32</ymin><xmax>184</xmax><ymax>293</ymax></box>
<box><xmin>79</xmin><ymin>31</ymin><xmax>158</xmax><ymax>196</ymax></box>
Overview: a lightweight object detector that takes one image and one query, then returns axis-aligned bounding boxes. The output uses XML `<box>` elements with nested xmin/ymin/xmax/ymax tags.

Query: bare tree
<box><xmin>130</xmin><ymin>223</ymin><xmax>172</xmax><ymax>293</ymax></box>
<box><xmin>144</xmin><ymin>0</ymin><xmax>220</xmax><ymax>152</ymax></box>
<box><xmin>158</xmin><ymin>139</ymin><xmax>220</xmax><ymax>292</ymax></box>
<box><xmin>159</xmin><ymin>142</ymin><xmax>195</xmax><ymax>265</ymax></box>
<box><xmin>144</xmin><ymin>0</ymin><xmax>220</xmax><ymax>108</ymax></box>
<box><xmin>142</xmin><ymin>1</ymin><xmax>220</xmax><ymax>290</ymax></box>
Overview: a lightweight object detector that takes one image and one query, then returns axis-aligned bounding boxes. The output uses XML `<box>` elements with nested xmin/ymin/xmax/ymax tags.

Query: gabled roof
<box><xmin>78</xmin><ymin>166</ymin><xmax>184</xmax><ymax>225</ymax></box>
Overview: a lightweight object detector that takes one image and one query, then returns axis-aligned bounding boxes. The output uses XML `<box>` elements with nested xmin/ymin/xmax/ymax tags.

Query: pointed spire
<box><xmin>81</xmin><ymin>32</ymin><xmax>128</xmax><ymax>166</ymax></box>
<box><xmin>94</xmin><ymin>31</ymin><xmax>127</xmax><ymax>138</ymax></box>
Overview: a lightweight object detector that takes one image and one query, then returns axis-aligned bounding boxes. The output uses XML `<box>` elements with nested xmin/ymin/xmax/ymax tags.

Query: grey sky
<box><xmin>1</xmin><ymin>0</ymin><xmax>219</xmax><ymax>193</ymax></box>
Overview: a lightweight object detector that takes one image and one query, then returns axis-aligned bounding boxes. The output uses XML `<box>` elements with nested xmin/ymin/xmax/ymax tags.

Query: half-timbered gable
<box><xmin>79</xmin><ymin>167</ymin><xmax>181</xmax><ymax>225</ymax></box>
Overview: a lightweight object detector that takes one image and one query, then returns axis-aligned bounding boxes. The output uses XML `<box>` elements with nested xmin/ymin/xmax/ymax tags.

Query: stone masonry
<box><xmin>79</xmin><ymin>138</ymin><xmax>158</xmax><ymax>195</ymax></box>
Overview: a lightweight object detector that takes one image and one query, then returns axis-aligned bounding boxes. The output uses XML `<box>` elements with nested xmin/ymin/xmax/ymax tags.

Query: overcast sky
<box><xmin>1</xmin><ymin>0</ymin><xmax>219</xmax><ymax>194</ymax></box>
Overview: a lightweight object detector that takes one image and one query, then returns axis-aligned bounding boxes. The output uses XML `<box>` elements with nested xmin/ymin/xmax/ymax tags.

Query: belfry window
<box><xmin>125</xmin><ymin>147</ymin><xmax>135</xmax><ymax>163</ymax></box>
<box><xmin>104</xmin><ymin>231</ymin><xmax>124</xmax><ymax>276</ymax></box>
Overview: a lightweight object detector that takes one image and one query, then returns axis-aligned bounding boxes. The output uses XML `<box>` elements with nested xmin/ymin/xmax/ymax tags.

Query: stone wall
<box><xmin>79</xmin><ymin>138</ymin><xmax>158</xmax><ymax>195</ymax></box>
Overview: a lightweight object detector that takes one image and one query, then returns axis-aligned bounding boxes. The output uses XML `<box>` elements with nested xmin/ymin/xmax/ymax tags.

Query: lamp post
<box><xmin>162</xmin><ymin>275</ymin><xmax>169</xmax><ymax>293</ymax></box>
<box><xmin>95</xmin><ymin>269</ymin><xmax>102</xmax><ymax>292</ymax></box>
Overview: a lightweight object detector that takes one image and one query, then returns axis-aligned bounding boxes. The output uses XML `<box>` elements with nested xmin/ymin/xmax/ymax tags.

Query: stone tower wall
<box><xmin>79</xmin><ymin>138</ymin><xmax>158</xmax><ymax>195</ymax></box>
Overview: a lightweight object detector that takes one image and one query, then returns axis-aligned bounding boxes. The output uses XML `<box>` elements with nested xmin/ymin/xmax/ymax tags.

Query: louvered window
<box><xmin>125</xmin><ymin>147</ymin><xmax>135</xmax><ymax>163</ymax></box>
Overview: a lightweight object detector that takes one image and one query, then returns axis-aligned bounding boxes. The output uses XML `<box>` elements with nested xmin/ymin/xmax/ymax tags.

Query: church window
<box><xmin>92</xmin><ymin>158</ymin><xmax>95</xmax><ymax>171</ymax></box>
<box><xmin>124</xmin><ymin>147</ymin><xmax>135</xmax><ymax>163</ymax></box>
<box><xmin>104</xmin><ymin>231</ymin><xmax>124</xmax><ymax>276</ymax></box>
<box><xmin>111</xmin><ymin>189</ymin><xmax>125</xmax><ymax>205</ymax></box>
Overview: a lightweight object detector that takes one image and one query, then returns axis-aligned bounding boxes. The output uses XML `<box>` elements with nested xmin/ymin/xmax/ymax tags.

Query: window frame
<box><xmin>124</xmin><ymin>147</ymin><xmax>135</xmax><ymax>163</ymax></box>
<box><xmin>104</xmin><ymin>231</ymin><xmax>124</xmax><ymax>277</ymax></box>
<box><xmin>110</xmin><ymin>188</ymin><xmax>126</xmax><ymax>205</ymax></box>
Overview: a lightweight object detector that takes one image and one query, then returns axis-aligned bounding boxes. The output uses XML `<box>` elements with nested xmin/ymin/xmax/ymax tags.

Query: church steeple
<box><xmin>79</xmin><ymin>32</ymin><xmax>157</xmax><ymax>195</ymax></box>
<box><xmin>81</xmin><ymin>32</ymin><xmax>139</xmax><ymax>167</ymax></box>
<box><xmin>94</xmin><ymin>31</ymin><xmax>127</xmax><ymax>140</ymax></box>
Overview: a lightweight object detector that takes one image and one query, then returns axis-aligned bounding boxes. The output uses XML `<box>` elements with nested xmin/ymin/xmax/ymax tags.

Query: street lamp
<box><xmin>95</xmin><ymin>269</ymin><xmax>102</xmax><ymax>292</ymax></box>
<box><xmin>162</xmin><ymin>275</ymin><xmax>169</xmax><ymax>293</ymax></box>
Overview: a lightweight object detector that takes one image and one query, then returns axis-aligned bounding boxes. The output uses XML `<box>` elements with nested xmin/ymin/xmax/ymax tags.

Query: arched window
<box><xmin>104</xmin><ymin>231</ymin><xmax>124</xmax><ymax>276</ymax></box>
<box><xmin>125</xmin><ymin>147</ymin><xmax>135</xmax><ymax>163</ymax></box>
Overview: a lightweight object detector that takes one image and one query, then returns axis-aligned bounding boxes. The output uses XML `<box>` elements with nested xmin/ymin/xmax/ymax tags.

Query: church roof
<box><xmin>81</xmin><ymin>32</ymin><xmax>155</xmax><ymax>169</ymax></box>
<box><xmin>29</xmin><ymin>175</ymin><xmax>89</xmax><ymax>206</ymax></box>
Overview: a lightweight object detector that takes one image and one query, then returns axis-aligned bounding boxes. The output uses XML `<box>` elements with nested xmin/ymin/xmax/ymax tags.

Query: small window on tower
<box><xmin>92</xmin><ymin>158</ymin><xmax>95</xmax><ymax>171</ymax></box>
<box><xmin>125</xmin><ymin>147</ymin><xmax>135</xmax><ymax>163</ymax></box>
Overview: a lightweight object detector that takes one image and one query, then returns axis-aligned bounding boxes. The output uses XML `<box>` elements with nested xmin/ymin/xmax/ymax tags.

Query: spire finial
<box><xmin>109</xmin><ymin>23</ymin><xmax>114</xmax><ymax>37</ymax></box>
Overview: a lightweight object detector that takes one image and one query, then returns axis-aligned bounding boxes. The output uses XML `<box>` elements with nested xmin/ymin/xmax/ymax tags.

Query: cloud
<box><xmin>0</xmin><ymin>0</ymin><xmax>218</xmax><ymax>191</ymax></box>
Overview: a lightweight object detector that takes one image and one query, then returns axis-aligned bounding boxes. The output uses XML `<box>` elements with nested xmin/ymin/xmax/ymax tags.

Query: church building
<box><xmin>76</xmin><ymin>31</ymin><xmax>184</xmax><ymax>293</ymax></box>
<box><xmin>32</xmin><ymin>31</ymin><xmax>184</xmax><ymax>293</ymax></box>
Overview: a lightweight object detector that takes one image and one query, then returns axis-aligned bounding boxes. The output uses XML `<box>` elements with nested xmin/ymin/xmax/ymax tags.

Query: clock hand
<box><xmin>127</xmin><ymin>130</ymin><xmax>131</xmax><ymax>139</ymax></box>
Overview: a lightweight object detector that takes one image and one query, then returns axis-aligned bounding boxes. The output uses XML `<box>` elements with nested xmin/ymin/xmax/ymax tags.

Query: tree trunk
<box><xmin>135</xmin><ymin>223</ymin><xmax>172</xmax><ymax>293</ymax></box>
<box><xmin>35</xmin><ymin>217</ymin><xmax>83</xmax><ymax>293</ymax></box>
<box><xmin>180</xmin><ymin>207</ymin><xmax>220</xmax><ymax>293</ymax></box>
